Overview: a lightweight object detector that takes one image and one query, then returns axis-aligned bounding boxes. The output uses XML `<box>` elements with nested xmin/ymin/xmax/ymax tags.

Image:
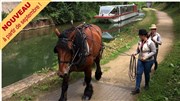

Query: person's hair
<box><xmin>138</xmin><ymin>29</ymin><xmax>148</xmax><ymax>36</ymax></box>
<box><xmin>151</xmin><ymin>28</ymin><xmax>156</xmax><ymax>30</ymax></box>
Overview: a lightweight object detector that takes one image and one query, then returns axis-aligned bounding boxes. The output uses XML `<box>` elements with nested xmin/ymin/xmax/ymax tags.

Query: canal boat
<box><xmin>94</xmin><ymin>4</ymin><xmax>138</xmax><ymax>23</ymax></box>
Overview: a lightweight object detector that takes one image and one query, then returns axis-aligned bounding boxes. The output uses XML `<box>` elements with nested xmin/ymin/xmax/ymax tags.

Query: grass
<box><xmin>138</xmin><ymin>3</ymin><xmax>180</xmax><ymax>101</ymax></box>
<box><xmin>4</xmin><ymin>8</ymin><xmax>157</xmax><ymax>101</ymax></box>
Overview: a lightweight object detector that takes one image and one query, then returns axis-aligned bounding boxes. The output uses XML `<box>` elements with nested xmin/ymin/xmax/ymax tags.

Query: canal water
<box><xmin>2</xmin><ymin>16</ymin><xmax>142</xmax><ymax>87</ymax></box>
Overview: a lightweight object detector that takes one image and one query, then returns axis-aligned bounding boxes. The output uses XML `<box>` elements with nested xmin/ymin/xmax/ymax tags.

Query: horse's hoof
<box><xmin>82</xmin><ymin>95</ymin><xmax>90</xmax><ymax>100</ymax></box>
<box><xmin>82</xmin><ymin>85</ymin><xmax>93</xmax><ymax>100</ymax></box>
<box><xmin>59</xmin><ymin>99</ymin><xmax>66</xmax><ymax>101</ymax></box>
<box><xmin>95</xmin><ymin>71</ymin><xmax>102</xmax><ymax>80</ymax></box>
<box><xmin>59</xmin><ymin>97</ymin><xmax>67</xmax><ymax>101</ymax></box>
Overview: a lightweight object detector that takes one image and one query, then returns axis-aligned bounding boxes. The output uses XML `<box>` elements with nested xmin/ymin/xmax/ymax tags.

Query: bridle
<box><xmin>57</xmin><ymin>37</ymin><xmax>74</xmax><ymax>63</ymax></box>
<box><xmin>56</xmin><ymin>33</ymin><xmax>80</xmax><ymax>74</ymax></box>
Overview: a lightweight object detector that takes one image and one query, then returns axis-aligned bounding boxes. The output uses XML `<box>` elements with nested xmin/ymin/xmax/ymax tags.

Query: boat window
<box><xmin>99</xmin><ymin>6</ymin><xmax>115</xmax><ymax>15</ymax></box>
<box><xmin>110</xmin><ymin>7</ymin><xmax>119</xmax><ymax>15</ymax></box>
<box><xmin>121</xmin><ymin>6</ymin><xmax>127</xmax><ymax>14</ymax></box>
<box><xmin>127</xmin><ymin>6</ymin><xmax>133</xmax><ymax>12</ymax></box>
<box><xmin>120</xmin><ymin>6</ymin><xmax>134</xmax><ymax>14</ymax></box>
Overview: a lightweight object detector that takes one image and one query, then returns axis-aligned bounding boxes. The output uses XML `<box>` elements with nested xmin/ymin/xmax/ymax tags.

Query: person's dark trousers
<box><xmin>154</xmin><ymin>49</ymin><xmax>159</xmax><ymax>70</ymax></box>
<box><xmin>135</xmin><ymin>59</ymin><xmax>154</xmax><ymax>90</ymax></box>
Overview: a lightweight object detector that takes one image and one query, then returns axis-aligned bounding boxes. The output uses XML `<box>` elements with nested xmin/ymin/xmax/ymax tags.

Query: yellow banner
<box><xmin>0</xmin><ymin>0</ymin><xmax>50</xmax><ymax>49</ymax></box>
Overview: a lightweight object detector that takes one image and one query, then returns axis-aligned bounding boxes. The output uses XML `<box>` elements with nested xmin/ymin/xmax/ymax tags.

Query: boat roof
<box><xmin>100</xmin><ymin>4</ymin><xmax>135</xmax><ymax>8</ymax></box>
<box><xmin>98</xmin><ymin>4</ymin><xmax>136</xmax><ymax>15</ymax></box>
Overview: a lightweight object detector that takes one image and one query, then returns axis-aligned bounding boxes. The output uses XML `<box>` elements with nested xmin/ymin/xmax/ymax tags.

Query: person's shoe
<box><xmin>144</xmin><ymin>85</ymin><xmax>149</xmax><ymax>90</ymax></box>
<box><xmin>131</xmin><ymin>89</ymin><xmax>140</xmax><ymax>95</ymax></box>
<box><xmin>154</xmin><ymin>64</ymin><xmax>158</xmax><ymax>71</ymax></box>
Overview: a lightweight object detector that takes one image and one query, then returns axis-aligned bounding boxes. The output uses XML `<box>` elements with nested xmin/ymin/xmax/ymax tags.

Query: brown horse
<box><xmin>54</xmin><ymin>24</ymin><xmax>104</xmax><ymax>101</ymax></box>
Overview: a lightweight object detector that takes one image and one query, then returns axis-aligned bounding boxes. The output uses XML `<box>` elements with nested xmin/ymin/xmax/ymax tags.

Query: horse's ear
<box><xmin>55</xmin><ymin>28</ymin><xmax>61</xmax><ymax>37</ymax></box>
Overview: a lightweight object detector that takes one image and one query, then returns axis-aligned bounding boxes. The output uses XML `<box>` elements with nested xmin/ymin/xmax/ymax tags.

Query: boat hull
<box><xmin>109</xmin><ymin>12</ymin><xmax>138</xmax><ymax>23</ymax></box>
<box><xmin>95</xmin><ymin>12</ymin><xmax>138</xmax><ymax>23</ymax></box>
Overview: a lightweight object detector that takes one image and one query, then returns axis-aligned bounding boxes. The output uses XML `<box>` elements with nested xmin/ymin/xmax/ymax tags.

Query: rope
<box><xmin>86</xmin><ymin>37</ymin><xmax>131</xmax><ymax>56</ymax></box>
<box><xmin>128</xmin><ymin>55</ymin><xmax>137</xmax><ymax>81</ymax></box>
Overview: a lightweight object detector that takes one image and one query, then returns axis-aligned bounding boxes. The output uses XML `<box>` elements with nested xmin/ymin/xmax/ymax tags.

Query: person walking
<box><xmin>131</xmin><ymin>29</ymin><xmax>156</xmax><ymax>95</ymax></box>
<box><xmin>149</xmin><ymin>24</ymin><xmax>162</xmax><ymax>71</ymax></box>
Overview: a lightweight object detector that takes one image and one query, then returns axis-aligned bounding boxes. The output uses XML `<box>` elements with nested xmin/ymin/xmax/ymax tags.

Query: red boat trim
<box><xmin>94</xmin><ymin>11</ymin><xmax>137</xmax><ymax>19</ymax></box>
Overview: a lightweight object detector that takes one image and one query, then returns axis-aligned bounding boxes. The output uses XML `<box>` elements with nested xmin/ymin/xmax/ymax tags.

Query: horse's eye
<box><xmin>62</xmin><ymin>39</ymin><xmax>68</xmax><ymax>43</ymax></box>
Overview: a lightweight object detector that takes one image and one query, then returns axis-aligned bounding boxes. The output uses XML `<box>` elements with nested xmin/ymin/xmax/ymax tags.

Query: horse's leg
<box><xmin>95</xmin><ymin>55</ymin><xmax>103</xmax><ymax>80</ymax></box>
<box><xmin>59</xmin><ymin>74</ymin><xmax>69</xmax><ymax>101</ymax></box>
<box><xmin>82</xmin><ymin>67</ymin><xmax>93</xmax><ymax>100</ymax></box>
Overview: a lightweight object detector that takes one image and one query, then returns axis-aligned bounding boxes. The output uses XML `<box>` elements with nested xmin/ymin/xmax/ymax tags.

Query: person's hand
<box><xmin>140</xmin><ymin>57</ymin><xmax>146</xmax><ymax>61</ymax></box>
<box><xmin>132</xmin><ymin>53</ymin><xmax>136</xmax><ymax>57</ymax></box>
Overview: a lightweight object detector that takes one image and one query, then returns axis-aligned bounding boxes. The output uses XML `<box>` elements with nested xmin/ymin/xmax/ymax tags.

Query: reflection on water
<box><xmin>2</xmin><ymin>16</ymin><xmax>142</xmax><ymax>87</ymax></box>
<box><xmin>12</xmin><ymin>22</ymin><xmax>83</xmax><ymax>42</ymax></box>
<box><xmin>97</xmin><ymin>16</ymin><xmax>140</xmax><ymax>36</ymax></box>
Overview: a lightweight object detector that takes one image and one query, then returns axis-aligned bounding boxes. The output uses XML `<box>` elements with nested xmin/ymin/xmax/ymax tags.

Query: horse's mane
<box><xmin>56</xmin><ymin>27</ymin><xmax>75</xmax><ymax>50</ymax></box>
<box><xmin>59</xmin><ymin>27</ymin><xmax>75</xmax><ymax>38</ymax></box>
<box><xmin>73</xmin><ymin>27</ymin><xmax>85</xmax><ymax>51</ymax></box>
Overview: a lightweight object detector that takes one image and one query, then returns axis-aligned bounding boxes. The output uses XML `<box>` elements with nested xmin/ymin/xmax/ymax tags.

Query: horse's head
<box><xmin>54</xmin><ymin>27</ymin><xmax>76</xmax><ymax>78</ymax></box>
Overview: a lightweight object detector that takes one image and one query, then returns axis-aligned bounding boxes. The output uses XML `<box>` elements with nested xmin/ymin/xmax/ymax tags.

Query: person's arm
<box><xmin>133</xmin><ymin>43</ymin><xmax>140</xmax><ymax>57</ymax></box>
<box><xmin>152</xmin><ymin>34</ymin><xmax>162</xmax><ymax>45</ymax></box>
<box><xmin>144</xmin><ymin>42</ymin><xmax>156</xmax><ymax>60</ymax></box>
<box><xmin>135</xmin><ymin>46</ymin><xmax>140</xmax><ymax>55</ymax></box>
<box><xmin>156</xmin><ymin>35</ymin><xmax>162</xmax><ymax>45</ymax></box>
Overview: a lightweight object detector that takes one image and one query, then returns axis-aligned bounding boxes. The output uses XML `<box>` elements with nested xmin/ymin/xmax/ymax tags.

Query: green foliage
<box><xmin>153</xmin><ymin>2</ymin><xmax>180</xmax><ymax>12</ymax></box>
<box><xmin>20</xmin><ymin>95</ymin><xmax>32</xmax><ymax>101</ymax></box>
<box><xmin>41</xmin><ymin>2</ymin><xmax>97</xmax><ymax>24</ymax></box>
<box><xmin>41</xmin><ymin>2</ymin><xmax>74</xmax><ymax>24</ymax></box>
<box><xmin>40</xmin><ymin>2</ymin><xmax>132</xmax><ymax>25</ymax></box>
<box><xmin>12</xmin><ymin>93</ymin><xmax>33</xmax><ymax>101</ymax></box>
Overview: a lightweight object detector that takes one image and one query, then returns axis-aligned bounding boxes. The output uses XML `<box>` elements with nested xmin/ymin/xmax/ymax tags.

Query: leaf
<box><xmin>169</xmin><ymin>63</ymin><xmax>175</xmax><ymax>68</ymax></box>
<box><xmin>164</xmin><ymin>97</ymin><xmax>168</xmax><ymax>101</ymax></box>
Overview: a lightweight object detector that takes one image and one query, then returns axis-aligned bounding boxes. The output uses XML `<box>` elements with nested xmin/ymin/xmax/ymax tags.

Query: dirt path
<box><xmin>37</xmin><ymin>10</ymin><xmax>174</xmax><ymax>101</ymax></box>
